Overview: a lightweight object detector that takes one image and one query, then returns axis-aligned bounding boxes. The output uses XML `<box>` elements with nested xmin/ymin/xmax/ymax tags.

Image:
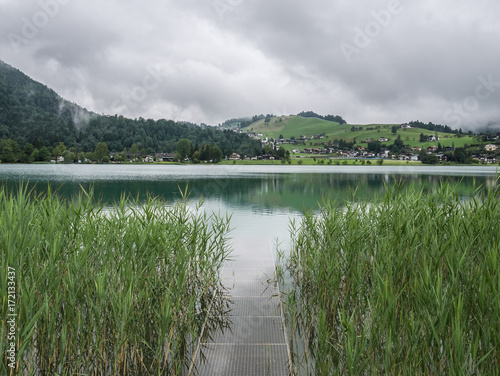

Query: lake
<box><xmin>1</xmin><ymin>164</ymin><xmax>498</xmax><ymax>374</ymax></box>
<box><xmin>0</xmin><ymin>164</ymin><xmax>498</xmax><ymax>247</ymax></box>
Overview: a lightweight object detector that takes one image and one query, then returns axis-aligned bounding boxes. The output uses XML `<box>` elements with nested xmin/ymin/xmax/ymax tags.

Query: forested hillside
<box><xmin>0</xmin><ymin>60</ymin><xmax>94</xmax><ymax>147</ymax></box>
<box><xmin>0</xmin><ymin>60</ymin><xmax>261</xmax><ymax>159</ymax></box>
<box><xmin>80</xmin><ymin>116</ymin><xmax>261</xmax><ymax>155</ymax></box>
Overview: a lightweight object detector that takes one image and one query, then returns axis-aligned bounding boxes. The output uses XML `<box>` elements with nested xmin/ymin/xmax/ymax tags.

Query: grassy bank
<box><xmin>0</xmin><ymin>186</ymin><xmax>231</xmax><ymax>375</ymax></box>
<box><xmin>279</xmin><ymin>181</ymin><xmax>500</xmax><ymax>375</ymax></box>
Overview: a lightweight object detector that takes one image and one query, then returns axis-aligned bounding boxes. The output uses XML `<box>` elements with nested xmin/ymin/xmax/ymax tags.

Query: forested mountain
<box><xmin>0</xmin><ymin>60</ymin><xmax>261</xmax><ymax>158</ymax></box>
<box><xmin>80</xmin><ymin>115</ymin><xmax>260</xmax><ymax>155</ymax></box>
<box><xmin>0</xmin><ymin>60</ymin><xmax>95</xmax><ymax>148</ymax></box>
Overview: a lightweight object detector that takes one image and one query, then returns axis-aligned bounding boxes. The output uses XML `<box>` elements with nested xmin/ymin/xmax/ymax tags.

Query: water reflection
<box><xmin>0</xmin><ymin>165</ymin><xmax>497</xmax><ymax>214</ymax></box>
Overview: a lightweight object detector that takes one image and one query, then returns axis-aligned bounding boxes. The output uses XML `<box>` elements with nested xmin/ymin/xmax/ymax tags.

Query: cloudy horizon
<box><xmin>1</xmin><ymin>0</ymin><xmax>499</xmax><ymax>129</ymax></box>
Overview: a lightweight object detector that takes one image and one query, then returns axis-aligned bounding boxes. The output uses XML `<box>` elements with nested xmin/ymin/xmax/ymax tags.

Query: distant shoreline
<box><xmin>1</xmin><ymin>159</ymin><xmax>499</xmax><ymax>168</ymax></box>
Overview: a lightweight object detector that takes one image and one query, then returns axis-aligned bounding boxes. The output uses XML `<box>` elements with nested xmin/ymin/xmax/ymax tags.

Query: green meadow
<box><xmin>246</xmin><ymin>116</ymin><xmax>478</xmax><ymax>150</ymax></box>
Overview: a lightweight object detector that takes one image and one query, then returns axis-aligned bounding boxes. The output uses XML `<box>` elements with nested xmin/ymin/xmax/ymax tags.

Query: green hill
<box><xmin>0</xmin><ymin>59</ymin><xmax>96</xmax><ymax>147</ymax></box>
<box><xmin>247</xmin><ymin>116</ymin><xmax>341</xmax><ymax>138</ymax></box>
<box><xmin>245</xmin><ymin>116</ymin><xmax>478</xmax><ymax>151</ymax></box>
<box><xmin>0</xmin><ymin>60</ymin><xmax>261</xmax><ymax>156</ymax></box>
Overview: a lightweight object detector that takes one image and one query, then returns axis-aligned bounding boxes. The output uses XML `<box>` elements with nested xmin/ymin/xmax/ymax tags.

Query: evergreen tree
<box><xmin>94</xmin><ymin>142</ymin><xmax>109</xmax><ymax>163</ymax></box>
<box><xmin>176</xmin><ymin>139</ymin><xmax>192</xmax><ymax>161</ymax></box>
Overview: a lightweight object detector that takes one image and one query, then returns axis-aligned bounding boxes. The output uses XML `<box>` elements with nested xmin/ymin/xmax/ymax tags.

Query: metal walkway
<box><xmin>191</xmin><ymin>237</ymin><xmax>291</xmax><ymax>375</ymax></box>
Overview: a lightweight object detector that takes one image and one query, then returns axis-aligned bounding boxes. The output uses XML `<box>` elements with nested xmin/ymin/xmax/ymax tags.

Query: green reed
<box><xmin>279</xmin><ymin>180</ymin><xmax>500</xmax><ymax>375</ymax></box>
<box><xmin>0</xmin><ymin>185</ymin><xmax>231</xmax><ymax>375</ymax></box>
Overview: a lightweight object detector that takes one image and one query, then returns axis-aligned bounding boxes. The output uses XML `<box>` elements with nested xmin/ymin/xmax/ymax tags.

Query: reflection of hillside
<box><xmin>218</xmin><ymin>174</ymin><xmax>495</xmax><ymax>213</ymax></box>
<box><xmin>2</xmin><ymin>174</ymin><xmax>495</xmax><ymax>214</ymax></box>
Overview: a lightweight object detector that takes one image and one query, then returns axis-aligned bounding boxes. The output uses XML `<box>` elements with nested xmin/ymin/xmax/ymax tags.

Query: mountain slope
<box><xmin>0</xmin><ymin>60</ymin><xmax>261</xmax><ymax>155</ymax></box>
<box><xmin>0</xmin><ymin>60</ymin><xmax>95</xmax><ymax>147</ymax></box>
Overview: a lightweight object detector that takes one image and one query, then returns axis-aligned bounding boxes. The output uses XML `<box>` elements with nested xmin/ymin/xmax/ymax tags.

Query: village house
<box><xmin>427</xmin><ymin>146</ymin><xmax>438</xmax><ymax>153</ymax></box>
<box><xmin>379</xmin><ymin>137</ymin><xmax>388</xmax><ymax>142</ymax></box>
<box><xmin>485</xmin><ymin>144</ymin><xmax>498</xmax><ymax>152</ymax></box>
<box><xmin>247</xmin><ymin>132</ymin><xmax>260</xmax><ymax>140</ymax></box>
<box><xmin>436</xmin><ymin>154</ymin><xmax>447</xmax><ymax>162</ymax></box>
<box><xmin>398</xmin><ymin>154</ymin><xmax>411</xmax><ymax>161</ymax></box>
<box><xmin>380</xmin><ymin>149</ymin><xmax>390</xmax><ymax>158</ymax></box>
<box><xmin>304</xmin><ymin>148</ymin><xmax>321</xmax><ymax>154</ymax></box>
<box><xmin>311</xmin><ymin>133</ymin><xmax>325</xmax><ymax>140</ymax></box>
<box><xmin>260</xmin><ymin>154</ymin><xmax>275</xmax><ymax>160</ymax></box>
<box><xmin>155</xmin><ymin>153</ymin><xmax>176</xmax><ymax>162</ymax></box>
<box><xmin>126</xmin><ymin>153</ymin><xmax>141</xmax><ymax>162</ymax></box>
<box><xmin>229</xmin><ymin>153</ymin><xmax>241</xmax><ymax>160</ymax></box>
<box><xmin>474</xmin><ymin>155</ymin><xmax>496</xmax><ymax>164</ymax></box>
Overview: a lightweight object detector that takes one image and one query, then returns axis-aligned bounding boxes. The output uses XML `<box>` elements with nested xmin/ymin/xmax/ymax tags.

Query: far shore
<box><xmin>2</xmin><ymin>159</ymin><xmax>499</xmax><ymax>167</ymax></box>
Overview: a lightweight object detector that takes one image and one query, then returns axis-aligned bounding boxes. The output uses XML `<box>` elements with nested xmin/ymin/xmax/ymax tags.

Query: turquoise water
<box><xmin>0</xmin><ymin>164</ymin><xmax>498</xmax><ymax>247</ymax></box>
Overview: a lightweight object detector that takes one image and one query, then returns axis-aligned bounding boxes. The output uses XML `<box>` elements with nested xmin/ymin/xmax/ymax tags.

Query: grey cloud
<box><xmin>1</xmin><ymin>0</ymin><xmax>499</xmax><ymax>128</ymax></box>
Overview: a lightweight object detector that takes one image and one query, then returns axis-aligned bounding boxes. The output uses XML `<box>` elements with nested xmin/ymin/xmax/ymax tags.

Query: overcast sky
<box><xmin>1</xmin><ymin>0</ymin><xmax>499</xmax><ymax>129</ymax></box>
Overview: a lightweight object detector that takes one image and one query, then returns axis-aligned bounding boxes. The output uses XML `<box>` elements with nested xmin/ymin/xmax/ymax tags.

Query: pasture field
<box><xmin>246</xmin><ymin>116</ymin><xmax>478</xmax><ymax>150</ymax></box>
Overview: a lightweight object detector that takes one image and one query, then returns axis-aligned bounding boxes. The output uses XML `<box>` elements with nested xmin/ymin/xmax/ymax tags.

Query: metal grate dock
<box><xmin>191</xmin><ymin>238</ymin><xmax>291</xmax><ymax>375</ymax></box>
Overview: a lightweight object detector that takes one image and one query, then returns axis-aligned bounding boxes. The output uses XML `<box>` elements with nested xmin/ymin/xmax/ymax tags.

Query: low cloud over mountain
<box><xmin>1</xmin><ymin>0</ymin><xmax>499</xmax><ymax>129</ymax></box>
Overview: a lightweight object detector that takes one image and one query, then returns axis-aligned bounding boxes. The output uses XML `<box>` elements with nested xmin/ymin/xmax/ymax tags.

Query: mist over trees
<box><xmin>0</xmin><ymin>60</ymin><xmax>261</xmax><ymax>160</ymax></box>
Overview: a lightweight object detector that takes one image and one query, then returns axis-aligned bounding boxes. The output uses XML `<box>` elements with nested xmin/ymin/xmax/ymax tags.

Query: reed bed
<box><xmin>0</xmin><ymin>185</ymin><xmax>231</xmax><ymax>375</ymax></box>
<box><xmin>279</xmin><ymin>181</ymin><xmax>500</xmax><ymax>375</ymax></box>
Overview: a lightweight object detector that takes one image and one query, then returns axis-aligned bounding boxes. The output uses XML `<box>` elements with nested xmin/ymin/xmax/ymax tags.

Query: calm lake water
<box><xmin>1</xmin><ymin>164</ymin><xmax>498</xmax><ymax>249</ymax></box>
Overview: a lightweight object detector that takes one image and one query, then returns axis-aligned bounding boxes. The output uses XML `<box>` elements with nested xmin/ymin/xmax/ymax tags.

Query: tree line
<box><xmin>297</xmin><ymin>111</ymin><xmax>347</xmax><ymax>124</ymax></box>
